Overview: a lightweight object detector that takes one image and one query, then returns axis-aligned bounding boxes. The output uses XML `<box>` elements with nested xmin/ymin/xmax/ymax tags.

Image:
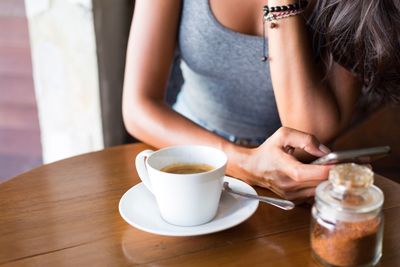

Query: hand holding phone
<box><xmin>311</xmin><ymin>146</ymin><xmax>391</xmax><ymax>165</ymax></box>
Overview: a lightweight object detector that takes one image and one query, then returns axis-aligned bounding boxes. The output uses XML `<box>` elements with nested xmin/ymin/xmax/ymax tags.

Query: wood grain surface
<box><xmin>0</xmin><ymin>143</ymin><xmax>399</xmax><ymax>266</ymax></box>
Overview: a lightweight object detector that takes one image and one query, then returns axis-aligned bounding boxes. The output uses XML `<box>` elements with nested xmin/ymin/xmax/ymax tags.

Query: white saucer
<box><xmin>119</xmin><ymin>176</ymin><xmax>259</xmax><ymax>236</ymax></box>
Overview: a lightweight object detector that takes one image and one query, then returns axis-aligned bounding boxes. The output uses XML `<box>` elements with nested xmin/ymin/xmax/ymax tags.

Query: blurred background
<box><xmin>0</xmin><ymin>0</ymin><xmax>399</xmax><ymax>183</ymax></box>
<box><xmin>0</xmin><ymin>0</ymin><xmax>41</xmax><ymax>179</ymax></box>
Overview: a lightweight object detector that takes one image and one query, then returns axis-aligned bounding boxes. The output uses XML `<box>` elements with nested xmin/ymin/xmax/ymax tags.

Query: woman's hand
<box><xmin>226</xmin><ymin>127</ymin><xmax>331</xmax><ymax>200</ymax></box>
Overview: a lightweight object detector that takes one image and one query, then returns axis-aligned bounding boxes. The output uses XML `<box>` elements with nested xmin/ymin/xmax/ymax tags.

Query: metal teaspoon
<box><xmin>223</xmin><ymin>182</ymin><xmax>295</xmax><ymax>210</ymax></box>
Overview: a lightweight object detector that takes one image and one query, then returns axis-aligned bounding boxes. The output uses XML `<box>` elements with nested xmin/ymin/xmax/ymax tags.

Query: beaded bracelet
<box><xmin>264</xmin><ymin>9</ymin><xmax>305</xmax><ymax>23</ymax></box>
<box><xmin>263</xmin><ymin>0</ymin><xmax>308</xmax><ymax>29</ymax></box>
<box><xmin>260</xmin><ymin>1</ymin><xmax>309</xmax><ymax>61</ymax></box>
<box><xmin>263</xmin><ymin>0</ymin><xmax>308</xmax><ymax>18</ymax></box>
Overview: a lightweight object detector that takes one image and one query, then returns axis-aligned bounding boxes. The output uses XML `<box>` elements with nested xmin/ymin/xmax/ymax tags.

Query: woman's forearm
<box><xmin>122</xmin><ymin>94</ymin><xmax>252</xmax><ymax>177</ymax></box>
<box><xmin>123</xmin><ymin>97</ymin><xmax>225</xmax><ymax>149</ymax></box>
<box><xmin>123</xmin><ymin>0</ymin><xmax>253</xmax><ymax>178</ymax></box>
<box><xmin>267</xmin><ymin>0</ymin><xmax>358</xmax><ymax>142</ymax></box>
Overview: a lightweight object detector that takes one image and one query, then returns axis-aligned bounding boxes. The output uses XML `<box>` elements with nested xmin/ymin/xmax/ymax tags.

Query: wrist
<box><xmin>221</xmin><ymin>141</ymin><xmax>251</xmax><ymax>176</ymax></box>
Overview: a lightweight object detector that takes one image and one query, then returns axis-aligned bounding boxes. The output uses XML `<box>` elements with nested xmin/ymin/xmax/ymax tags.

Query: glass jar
<box><xmin>311</xmin><ymin>163</ymin><xmax>384</xmax><ymax>267</ymax></box>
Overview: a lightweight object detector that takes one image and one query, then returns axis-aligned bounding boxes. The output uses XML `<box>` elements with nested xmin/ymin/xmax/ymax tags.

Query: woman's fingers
<box><xmin>272</xmin><ymin>127</ymin><xmax>330</xmax><ymax>157</ymax></box>
<box><xmin>268</xmin><ymin>173</ymin><xmax>324</xmax><ymax>191</ymax></box>
<box><xmin>259</xmin><ymin>174</ymin><xmax>319</xmax><ymax>201</ymax></box>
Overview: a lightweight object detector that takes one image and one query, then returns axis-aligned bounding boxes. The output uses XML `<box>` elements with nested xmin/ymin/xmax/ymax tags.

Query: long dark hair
<box><xmin>310</xmin><ymin>0</ymin><xmax>400</xmax><ymax>103</ymax></box>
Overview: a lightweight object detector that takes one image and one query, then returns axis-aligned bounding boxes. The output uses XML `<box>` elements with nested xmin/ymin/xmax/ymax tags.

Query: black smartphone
<box><xmin>311</xmin><ymin>146</ymin><xmax>391</xmax><ymax>165</ymax></box>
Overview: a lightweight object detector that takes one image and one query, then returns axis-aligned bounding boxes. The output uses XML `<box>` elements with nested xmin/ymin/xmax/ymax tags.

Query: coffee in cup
<box><xmin>161</xmin><ymin>163</ymin><xmax>214</xmax><ymax>174</ymax></box>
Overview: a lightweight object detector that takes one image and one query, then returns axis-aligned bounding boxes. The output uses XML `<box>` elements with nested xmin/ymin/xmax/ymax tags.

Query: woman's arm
<box><xmin>267</xmin><ymin>0</ymin><xmax>362</xmax><ymax>143</ymax></box>
<box><xmin>123</xmin><ymin>0</ymin><xmax>227</xmax><ymax>149</ymax></box>
<box><xmin>123</xmin><ymin>0</ymin><xmax>248</xmax><ymax>172</ymax></box>
<box><xmin>123</xmin><ymin>0</ymin><xmax>330</xmax><ymax>200</ymax></box>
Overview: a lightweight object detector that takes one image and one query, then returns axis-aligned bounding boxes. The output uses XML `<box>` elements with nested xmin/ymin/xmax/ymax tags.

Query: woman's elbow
<box><xmin>122</xmin><ymin>94</ymin><xmax>148</xmax><ymax>139</ymax></box>
<box><xmin>122</xmin><ymin>104</ymin><xmax>139</xmax><ymax>138</ymax></box>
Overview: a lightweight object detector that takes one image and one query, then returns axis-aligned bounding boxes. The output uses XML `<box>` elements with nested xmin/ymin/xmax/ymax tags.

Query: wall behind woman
<box><xmin>93</xmin><ymin>0</ymin><xmax>135</xmax><ymax>147</ymax></box>
<box><xmin>93</xmin><ymin>0</ymin><xmax>182</xmax><ymax>146</ymax></box>
<box><xmin>333</xmin><ymin>105</ymin><xmax>400</xmax><ymax>183</ymax></box>
<box><xmin>25</xmin><ymin>0</ymin><xmax>104</xmax><ymax>163</ymax></box>
<box><xmin>25</xmin><ymin>0</ymin><xmax>175</xmax><ymax>163</ymax></box>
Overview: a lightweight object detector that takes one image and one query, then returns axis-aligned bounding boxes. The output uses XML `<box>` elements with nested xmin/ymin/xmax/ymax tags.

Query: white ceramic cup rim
<box><xmin>145</xmin><ymin>145</ymin><xmax>228</xmax><ymax>176</ymax></box>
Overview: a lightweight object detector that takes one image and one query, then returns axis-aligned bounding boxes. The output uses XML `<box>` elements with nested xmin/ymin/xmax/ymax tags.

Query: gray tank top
<box><xmin>173</xmin><ymin>0</ymin><xmax>281</xmax><ymax>145</ymax></box>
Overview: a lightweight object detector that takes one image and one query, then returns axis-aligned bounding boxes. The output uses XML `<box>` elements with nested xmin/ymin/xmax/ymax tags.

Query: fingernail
<box><xmin>319</xmin><ymin>144</ymin><xmax>331</xmax><ymax>154</ymax></box>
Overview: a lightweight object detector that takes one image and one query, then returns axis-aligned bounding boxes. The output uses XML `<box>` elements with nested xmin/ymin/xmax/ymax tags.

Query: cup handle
<box><xmin>135</xmin><ymin>149</ymin><xmax>154</xmax><ymax>193</ymax></box>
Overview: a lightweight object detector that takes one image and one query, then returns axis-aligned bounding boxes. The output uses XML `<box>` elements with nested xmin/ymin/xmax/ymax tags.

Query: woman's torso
<box><xmin>174</xmin><ymin>0</ymin><xmax>281</xmax><ymax>146</ymax></box>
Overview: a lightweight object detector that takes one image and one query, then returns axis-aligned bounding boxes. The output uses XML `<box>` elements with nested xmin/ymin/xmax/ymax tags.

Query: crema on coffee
<box><xmin>161</xmin><ymin>163</ymin><xmax>214</xmax><ymax>174</ymax></box>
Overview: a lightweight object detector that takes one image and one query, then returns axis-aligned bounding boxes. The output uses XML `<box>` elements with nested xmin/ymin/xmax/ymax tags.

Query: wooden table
<box><xmin>1</xmin><ymin>143</ymin><xmax>400</xmax><ymax>266</ymax></box>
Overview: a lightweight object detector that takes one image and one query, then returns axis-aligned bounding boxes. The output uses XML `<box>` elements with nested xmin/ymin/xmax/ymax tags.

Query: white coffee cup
<box><xmin>135</xmin><ymin>145</ymin><xmax>227</xmax><ymax>226</ymax></box>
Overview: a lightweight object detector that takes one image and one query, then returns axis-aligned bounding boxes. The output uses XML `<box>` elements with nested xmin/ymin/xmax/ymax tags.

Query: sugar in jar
<box><xmin>311</xmin><ymin>163</ymin><xmax>384</xmax><ymax>266</ymax></box>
